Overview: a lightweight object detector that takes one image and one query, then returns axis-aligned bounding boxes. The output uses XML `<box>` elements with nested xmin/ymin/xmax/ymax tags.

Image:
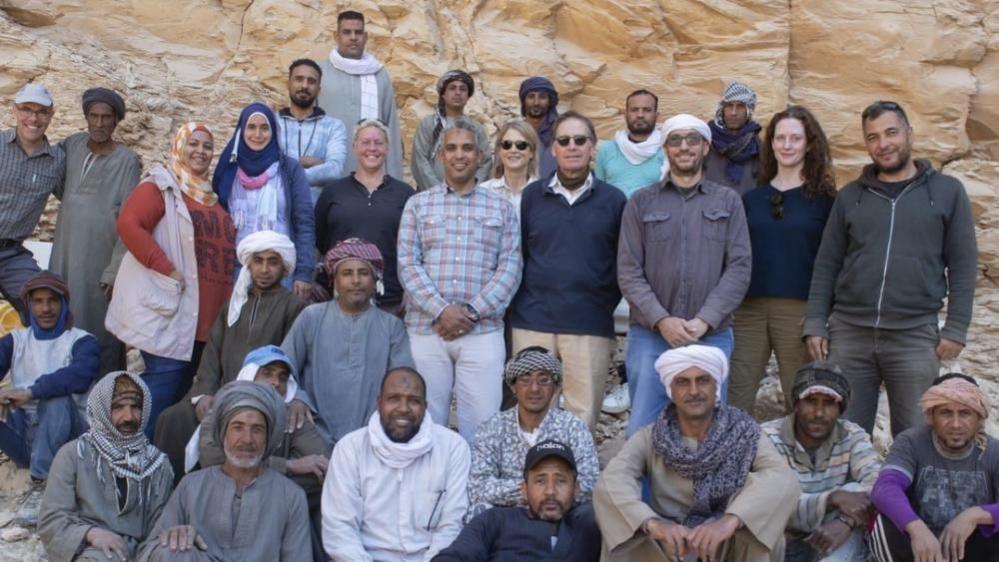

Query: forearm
<box><xmin>29</xmin><ymin>336</ymin><xmax>100</xmax><ymax>399</ymax></box>
<box><xmin>871</xmin><ymin>469</ymin><xmax>920</xmax><ymax>533</ymax></box>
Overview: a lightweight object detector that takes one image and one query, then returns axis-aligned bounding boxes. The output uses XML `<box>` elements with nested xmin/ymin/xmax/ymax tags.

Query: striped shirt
<box><xmin>762</xmin><ymin>414</ymin><xmax>882</xmax><ymax>533</ymax></box>
<box><xmin>0</xmin><ymin>129</ymin><xmax>65</xmax><ymax>241</ymax></box>
<box><xmin>398</xmin><ymin>183</ymin><xmax>521</xmax><ymax>335</ymax></box>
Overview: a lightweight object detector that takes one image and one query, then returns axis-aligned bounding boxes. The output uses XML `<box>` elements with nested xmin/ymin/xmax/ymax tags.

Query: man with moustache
<box><xmin>277</xmin><ymin>59</ymin><xmax>347</xmax><ymax>203</ymax></box>
<box><xmin>138</xmin><ymin>381</ymin><xmax>312</xmax><ymax>562</ymax></box>
<box><xmin>434</xmin><ymin>440</ymin><xmax>601</xmax><ymax>562</ymax></box>
<box><xmin>512</xmin><ymin>111</ymin><xmax>626</xmax><ymax>430</ymax></box>
<box><xmin>594</xmin><ymin>345</ymin><xmax>798</xmax><ymax>562</ymax></box>
<box><xmin>762</xmin><ymin>363</ymin><xmax>881</xmax><ymax>562</ymax></box>
<box><xmin>518</xmin><ymin>77</ymin><xmax>560</xmax><ymax>177</ymax></box>
<box><xmin>39</xmin><ymin>372</ymin><xmax>173</xmax><ymax>562</ymax></box>
<box><xmin>705</xmin><ymin>81</ymin><xmax>762</xmax><ymax>195</ymax></box>
<box><xmin>804</xmin><ymin>101</ymin><xmax>978</xmax><ymax>437</ymax></box>
<box><xmin>617</xmin><ymin>114</ymin><xmax>751</xmax><ymax>436</ymax></box>
<box><xmin>50</xmin><ymin>88</ymin><xmax>141</xmax><ymax>376</ymax></box>
<box><xmin>595</xmin><ymin>89</ymin><xmax>667</xmax><ymax>198</ymax></box>
<box><xmin>322</xmin><ymin>367</ymin><xmax>470</xmax><ymax>562</ymax></box>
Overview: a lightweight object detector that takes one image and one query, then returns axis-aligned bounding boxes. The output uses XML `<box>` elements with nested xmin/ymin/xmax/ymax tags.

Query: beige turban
<box><xmin>654</xmin><ymin>345</ymin><xmax>729</xmax><ymax>400</ymax></box>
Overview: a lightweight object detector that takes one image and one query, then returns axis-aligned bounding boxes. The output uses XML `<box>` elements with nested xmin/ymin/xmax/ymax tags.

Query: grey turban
<box><xmin>82</xmin><ymin>87</ymin><xmax>126</xmax><ymax>121</ymax></box>
<box><xmin>212</xmin><ymin>380</ymin><xmax>287</xmax><ymax>460</ymax></box>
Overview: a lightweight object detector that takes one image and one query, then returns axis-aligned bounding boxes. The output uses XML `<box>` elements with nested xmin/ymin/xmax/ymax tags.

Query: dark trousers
<box><xmin>870</xmin><ymin>513</ymin><xmax>999</xmax><ymax>562</ymax></box>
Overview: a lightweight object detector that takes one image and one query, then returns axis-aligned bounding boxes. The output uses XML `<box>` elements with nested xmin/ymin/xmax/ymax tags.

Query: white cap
<box><xmin>14</xmin><ymin>83</ymin><xmax>53</xmax><ymax>107</ymax></box>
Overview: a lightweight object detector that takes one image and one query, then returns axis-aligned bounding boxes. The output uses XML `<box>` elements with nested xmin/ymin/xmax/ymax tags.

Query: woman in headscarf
<box><xmin>107</xmin><ymin>122</ymin><xmax>235</xmax><ymax>439</ymax></box>
<box><xmin>213</xmin><ymin>102</ymin><xmax>316</xmax><ymax>299</ymax></box>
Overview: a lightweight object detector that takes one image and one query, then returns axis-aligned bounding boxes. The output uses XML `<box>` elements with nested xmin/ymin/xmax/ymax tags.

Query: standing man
<box><xmin>51</xmin><ymin>87</ymin><xmax>141</xmax><ymax>376</ymax></box>
<box><xmin>705</xmin><ymin>81</ymin><xmax>762</xmax><ymax>195</ymax></box>
<box><xmin>411</xmin><ymin>70</ymin><xmax>492</xmax><ymax>191</ymax></box>
<box><xmin>595</xmin><ymin>89</ymin><xmax>667</xmax><ymax>198</ymax></box>
<box><xmin>277</xmin><ymin>59</ymin><xmax>348</xmax><ymax>204</ymax></box>
<box><xmin>804</xmin><ymin>101</ymin><xmax>977</xmax><ymax>437</ymax></box>
<box><xmin>0</xmin><ymin>83</ymin><xmax>65</xmax><ymax>318</ymax></box>
<box><xmin>518</xmin><ymin>77</ymin><xmax>560</xmax><ymax>178</ymax></box>
<box><xmin>316</xmin><ymin>10</ymin><xmax>403</xmax><ymax>178</ymax></box>
<box><xmin>618</xmin><ymin>114</ymin><xmax>752</xmax><ymax>435</ymax></box>
<box><xmin>512</xmin><ymin>111</ymin><xmax>626</xmax><ymax>429</ymax></box>
<box><xmin>398</xmin><ymin>119</ymin><xmax>522</xmax><ymax>441</ymax></box>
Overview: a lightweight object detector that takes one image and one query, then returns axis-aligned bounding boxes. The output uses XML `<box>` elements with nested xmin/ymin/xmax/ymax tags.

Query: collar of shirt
<box><xmin>778</xmin><ymin>414</ymin><xmax>846</xmax><ymax>468</ymax></box>
<box><xmin>5</xmin><ymin>129</ymin><xmax>54</xmax><ymax>157</ymax></box>
<box><xmin>660</xmin><ymin>176</ymin><xmax>707</xmax><ymax>197</ymax></box>
<box><xmin>443</xmin><ymin>181</ymin><xmax>481</xmax><ymax>197</ymax></box>
<box><xmin>547</xmin><ymin>172</ymin><xmax>594</xmax><ymax>205</ymax></box>
<box><xmin>349</xmin><ymin>171</ymin><xmax>388</xmax><ymax>192</ymax></box>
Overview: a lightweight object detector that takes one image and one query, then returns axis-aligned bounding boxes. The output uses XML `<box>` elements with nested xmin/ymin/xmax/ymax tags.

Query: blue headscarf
<box><xmin>20</xmin><ymin>271</ymin><xmax>72</xmax><ymax>340</ymax></box>
<box><xmin>518</xmin><ymin>77</ymin><xmax>559</xmax><ymax>146</ymax></box>
<box><xmin>212</xmin><ymin>102</ymin><xmax>283</xmax><ymax>209</ymax></box>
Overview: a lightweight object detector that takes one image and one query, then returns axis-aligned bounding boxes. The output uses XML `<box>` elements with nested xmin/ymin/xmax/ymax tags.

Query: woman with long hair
<box><xmin>728</xmin><ymin>105</ymin><xmax>837</xmax><ymax>415</ymax></box>
<box><xmin>481</xmin><ymin>119</ymin><xmax>540</xmax><ymax>216</ymax></box>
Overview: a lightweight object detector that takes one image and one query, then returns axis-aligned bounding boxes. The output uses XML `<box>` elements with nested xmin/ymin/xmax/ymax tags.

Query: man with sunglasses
<box><xmin>618</xmin><ymin>113</ymin><xmax>751</xmax><ymax>436</ymax></box>
<box><xmin>511</xmin><ymin>111</ymin><xmax>626</xmax><ymax>430</ymax></box>
<box><xmin>1</xmin><ymin>83</ymin><xmax>66</xmax><ymax>320</ymax></box>
<box><xmin>804</xmin><ymin>101</ymin><xmax>977</xmax><ymax>438</ymax></box>
<box><xmin>467</xmin><ymin>347</ymin><xmax>599</xmax><ymax>520</ymax></box>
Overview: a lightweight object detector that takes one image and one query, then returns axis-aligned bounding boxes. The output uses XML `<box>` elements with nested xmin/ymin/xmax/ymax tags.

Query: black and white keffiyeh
<box><xmin>504</xmin><ymin>347</ymin><xmax>563</xmax><ymax>385</ymax></box>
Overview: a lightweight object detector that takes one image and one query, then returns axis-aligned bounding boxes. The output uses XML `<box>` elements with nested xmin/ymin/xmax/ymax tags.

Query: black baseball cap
<box><xmin>523</xmin><ymin>439</ymin><xmax>576</xmax><ymax>476</ymax></box>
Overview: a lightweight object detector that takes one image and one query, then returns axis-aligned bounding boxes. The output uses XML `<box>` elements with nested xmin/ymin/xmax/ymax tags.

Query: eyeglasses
<box><xmin>16</xmin><ymin>106</ymin><xmax>53</xmax><ymax>120</ymax></box>
<box><xmin>501</xmin><ymin>140</ymin><xmax>530</xmax><ymax>151</ymax></box>
<box><xmin>514</xmin><ymin>374</ymin><xmax>555</xmax><ymax>387</ymax></box>
<box><xmin>554</xmin><ymin>135</ymin><xmax>590</xmax><ymax>147</ymax></box>
<box><xmin>770</xmin><ymin>191</ymin><xmax>784</xmax><ymax>220</ymax></box>
<box><xmin>665</xmin><ymin>134</ymin><xmax>704</xmax><ymax>147</ymax></box>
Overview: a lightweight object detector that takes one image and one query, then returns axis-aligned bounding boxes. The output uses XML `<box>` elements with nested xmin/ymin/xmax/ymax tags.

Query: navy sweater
<box><xmin>510</xmin><ymin>176</ymin><xmax>626</xmax><ymax>338</ymax></box>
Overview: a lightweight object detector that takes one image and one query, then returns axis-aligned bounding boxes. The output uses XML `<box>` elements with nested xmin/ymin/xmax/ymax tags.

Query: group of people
<box><xmin>0</xmin><ymin>7</ymin><xmax>992</xmax><ymax>562</ymax></box>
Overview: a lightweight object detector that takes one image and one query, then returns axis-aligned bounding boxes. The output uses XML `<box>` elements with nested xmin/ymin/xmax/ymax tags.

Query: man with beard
<box><xmin>761</xmin><ymin>362</ymin><xmax>881</xmax><ymax>562</ymax></box>
<box><xmin>518</xmin><ymin>77</ymin><xmax>560</xmax><ymax>177</ymax></box>
<box><xmin>50</xmin><ymin>88</ymin><xmax>141</xmax><ymax>376</ymax></box>
<box><xmin>138</xmin><ymin>381</ymin><xmax>312</xmax><ymax>562</ymax></box>
<box><xmin>433</xmin><ymin>440</ymin><xmax>601</xmax><ymax>562</ymax></box>
<box><xmin>617</xmin><ymin>114</ymin><xmax>751</xmax><ymax>436</ymax></box>
<box><xmin>804</xmin><ymin>101</ymin><xmax>977</xmax><ymax>437</ymax></box>
<box><xmin>511</xmin><ymin>111</ymin><xmax>626</xmax><ymax>429</ymax></box>
<box><xmin>705</xmin><ymin>81</ymin><xmax>762</xmax><ymax>195</ymax></box>
<box><xmin>870</xmin><ymin>374</ymin><xmax>999</xmax><ymax>562</ymax></box>
<box><xmin>595</xmin><ymin>89</ymin><xmax>667</xmax><ymax>198</ymax></box>
<box><xmin>467</xmin><ymin>347</ymin><xmax>599</xmax><ymax>519</ymax></box>
<box><xmin>154</xmin><ymin>230</ymin><xmax>305</xmax><ymax>481</ymax></box>
<box><xmin>277</xmin><ymin>59</ymin><xmax>347</xmax><ymax>203</ymax></box>
<box><xmin>39</xmin><ymin>371</ymin><xmax>173</xmax><ymax>562</ymax></box>
<box><xmin>322</xmin><ymin>367</ymin><xmax>469</xmax><ymax>561</ymax></box>
<box><xmin>594</xmin><ymin>345</ymin><xmax>798</xmax><ymax>562</ymax></box>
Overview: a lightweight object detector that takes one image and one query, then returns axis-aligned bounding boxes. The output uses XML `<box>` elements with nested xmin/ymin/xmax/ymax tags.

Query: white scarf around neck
<box><xmin>329</xmin><ymin>49</ymin><xmax>382</xmax><ymax>120</ymax></box>
<box><xmin>367</xmin><ymin>410</ymin><xmax>435</xmax><ymax>470</ymax></box>
<box><xmin>614</xmin><ymin>129</ymin><xmax>664</xmax><ymax>165</ymax></box>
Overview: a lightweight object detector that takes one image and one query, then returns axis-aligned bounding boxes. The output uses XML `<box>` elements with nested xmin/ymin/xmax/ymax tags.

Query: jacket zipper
<box><xmin>869</xmin><ymin>181</ymin><xmax>918</xmax><ymax>328</ymax></box>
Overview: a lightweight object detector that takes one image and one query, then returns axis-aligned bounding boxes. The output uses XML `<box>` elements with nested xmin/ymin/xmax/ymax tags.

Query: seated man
<box><xmin>434</xmin><ymin>439</ymin><xmax>601</xmax><ymax>561</ymax></box>
<box><xmin>870</xmin><ymin>373</ymin><xmax>999</xmax><ymax>562</ymax></box>
<box><xmin>0</xmin><ymin>271</ymin><xmax>100</xmax><ymax>526</ymax></box>
<box><xmin>138</xmin><ymin>381</ymin><xmax>311</xmax><ymax>562</ymax></box>
<box><xmin>39</xmin><ymin>371</ymin><xmax>173</xmax><ymax>562</ymax></box>
<box><xmin>322</xmin><ymin>367</ymin><xmax>469</xmax><ymax>561</ymax></box>
<box><xmin>283</xmin><ymin>238</ymin><xmax>413</xmax><ymax>446</ymax></box>
<box><xmin>761</xmin><ymin>362</ymin><xmax>881</xmax><ymax>562</ymax></box>
<box><xmin>594</xmin><ymin>345</ymin><xmax>799</xmax><ymax>562</ymax></box>
<box><xmin>468</xmin><ymin>347</ymin><xmax>599</xmax><ymax>519</ymax></box>
<box><xmin>155</xmin><ymin>230</ymin><xmax>304</xmax><ymax>480</ymax></box>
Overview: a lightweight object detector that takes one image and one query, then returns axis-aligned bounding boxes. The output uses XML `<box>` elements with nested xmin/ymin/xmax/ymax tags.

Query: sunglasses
<box><xmin>501</xmin><ymin>140</ymin><xmax>530</xmax><ymax>151</ymax></box>
<box><xmin>665</xmin><ymin>134</ymin><xmax>704</xmax><ymax>147</ymax></box>
<box><xmin>770</xmin><ymin>191</ymin><xmax>784</xmax><ymax>220</ymax></box>
<box><xmin>555</xmin><ymin>135</ymin><xmax>590</xmax><ymax>147</ymax></box>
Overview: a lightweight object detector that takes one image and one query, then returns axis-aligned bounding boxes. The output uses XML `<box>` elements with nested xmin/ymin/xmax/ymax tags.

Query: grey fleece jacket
<box><xmin>804</xmin><ymin>159</ymin><xmax>977</xmax><ymax>343</ymax></box>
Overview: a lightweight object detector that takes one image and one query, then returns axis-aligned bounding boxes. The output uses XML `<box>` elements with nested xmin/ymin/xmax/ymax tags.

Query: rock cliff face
<box><xmin>2</xmin><ymin>0</ymin><xmax>997</xmax><ymax>388</ymax></box>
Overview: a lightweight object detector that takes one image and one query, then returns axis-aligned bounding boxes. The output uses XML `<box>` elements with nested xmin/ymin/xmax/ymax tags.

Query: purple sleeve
<box><xmin>871</xmin><ymin>468</ymin><xmax>920</xmax><ymax>534</ymax></box>
<box><xmin>979</xmin><ymin>504</ymin><xmax>999</xmax><ymax>538</ymax></box>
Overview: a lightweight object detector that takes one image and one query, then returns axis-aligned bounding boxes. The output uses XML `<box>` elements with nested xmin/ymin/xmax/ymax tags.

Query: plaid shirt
<box><xmin>398</xmin><ymin>183</ymin><xmax>521</xmax><ymax>335</ymax></box>
<box><xmin>0</xmin><ymin>130</ymin><xmax>65</xmax><ymax>241</ymax></box>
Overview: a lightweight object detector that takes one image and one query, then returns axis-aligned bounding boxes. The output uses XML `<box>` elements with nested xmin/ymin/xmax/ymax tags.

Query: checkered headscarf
<box><xmin>323</xmin><ymin>238</ymin><xmax>384</xmax><ymax>280</ymax></box>
<box><xmin>504</xmin><ymin>347</ymin><xmax>563</xmax><ymax>385</ymax></box>
<box><xmin>715</xmin><ymin>81</ymin><xmax>757</xmax><ymax>126</ymax></box>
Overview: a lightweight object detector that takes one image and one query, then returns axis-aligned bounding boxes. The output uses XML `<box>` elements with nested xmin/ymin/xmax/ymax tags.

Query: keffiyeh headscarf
<box><xmin>429</xmin><ymin>70</ymin><xmax>475</xmax><ymax>159</ymax></box>
<box><xmin>709</xmin><ymin>81</ymin><xmax>761</xmax><ymax>184</ymax></box>
<box><xmin>792</xmin><ymin>361</ymin><xmax>851</xmax><ymax>411</ymax></box>
<box><xmin>920</xmin><ymin>374</ymin><xmax>991</xmax><ymax>450</ymax></box>
<box><xmin>20</xmin><ymin>271</ymin><xmax>73</xmax><ymax>340</ymax></box>
<box><xmin>714</xmin><ymin>81</ymin><xmax>757</xmax><ymax>126</ymax></box>
<box><xmin>323</xmin><ymin>237</ymin><xmax>384</xmax><ymax>287</ymax></box>
<box><xmin>504</xmin><ymin>347</ymin><xmax>563</xmax><ymax>386</ymax></box>
<box><xmin>212</xmin><ymin>380</ymin><xmax>287</xmax><ymax>461</ymax></box>
<box><xmin>227</xmin><ymin>230</ymin><xmax>296</xmax><ymax>327</ymax></box>
<box><xmin>169</xmin><ymin>121</ymin><xmax>218</xmax><ymax>206</ymax></box>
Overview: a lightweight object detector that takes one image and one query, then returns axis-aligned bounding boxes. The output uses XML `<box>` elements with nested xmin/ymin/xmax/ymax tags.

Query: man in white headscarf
<box><xmin>618</xmin><ymin>113</ymin><xmax>751</xmax><ymax>437</ymax></box>
<box><xmin>39</xmin><ymin>371</ymin><xmax>173</xmax><ymax>562</ymax></box>
<box><xmin>154</xmin><ymin>230</ymin><xmax>306</xmax><ymax>481</ymax></box>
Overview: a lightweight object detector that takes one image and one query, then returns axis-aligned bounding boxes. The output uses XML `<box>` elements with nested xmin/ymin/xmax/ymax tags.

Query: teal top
<box><xmin>594</xmin><ymin>139</ymin><xmax>664</xmax><ymax>198</ymax></box>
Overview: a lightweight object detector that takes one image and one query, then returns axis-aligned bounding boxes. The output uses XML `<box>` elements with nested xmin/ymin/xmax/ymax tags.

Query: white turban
<box><xmin>227</xmin><ymin>230</ymin><xmax>296</xmax><ymax>327</ymax></box>
<box><xmin>654</xmin><ymin>345</ymin><xmax>729</xmax><ymax>400</ymax></box>
<box><xmin>660</xmin><ymin>114</ymin><xmax>712</xmax><ymax>145</ymax></box>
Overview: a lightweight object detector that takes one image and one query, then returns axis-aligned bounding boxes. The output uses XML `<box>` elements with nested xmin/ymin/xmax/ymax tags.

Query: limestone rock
<box><xmin>1</xmin><ymin>527</ymin><xmax>29</xmax><ymax>543</ymax></box>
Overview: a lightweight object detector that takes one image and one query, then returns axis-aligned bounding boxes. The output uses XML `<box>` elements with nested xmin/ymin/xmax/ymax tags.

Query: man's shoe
<box><xmin>14</xmin><ymin>478</ymin><xmax>45</xmax><ymax>527</ymax></box>
<box><xmin>601</xmin><ymin>384</ymin><xmax>631</xmax><ymax>415</ymax></box>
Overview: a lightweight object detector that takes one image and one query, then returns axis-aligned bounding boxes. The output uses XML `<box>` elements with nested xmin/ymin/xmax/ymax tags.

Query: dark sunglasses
<box><xmin>665</xmin><ymin>134</ymin><xmax>704</xmax><ymax>148</ymax></box>
<box><xmin>501</xmin><ymin>140</ymin><xmax>530</xmax><ymax>151</ymax></box>
<box><xmin>555</xmin><ymin>135</ymin><xmax>590</xmax><ymax>147</ymax></box>
<box><xmin>770</xmin><ymin>191</ymin><xmax>784</xmax><ymax>220</ymax></box>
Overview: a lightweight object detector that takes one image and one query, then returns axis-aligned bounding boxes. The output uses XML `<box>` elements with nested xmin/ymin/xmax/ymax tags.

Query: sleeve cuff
<box><xmin>940</xmin><ymin>324</ymin><xmax>968</xmax><ymax>345</ymax></box>
<box><xmin>802</xmin><ymin>317</ymin><xmax>829</xmax><ymax>339</ymax></box>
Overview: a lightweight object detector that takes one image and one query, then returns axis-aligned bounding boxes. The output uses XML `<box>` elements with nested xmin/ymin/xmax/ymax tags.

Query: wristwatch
<box><xmin>464</xmin><ymin>304</ymin><xmax>480</xmax><ymax>323</ymax></box>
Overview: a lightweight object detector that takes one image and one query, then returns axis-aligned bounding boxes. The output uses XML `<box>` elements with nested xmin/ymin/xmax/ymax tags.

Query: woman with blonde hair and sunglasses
<box><xmin>481</xmin><ymin>119</ymin><xmax>540</xmax><ymax>217</ymax></box>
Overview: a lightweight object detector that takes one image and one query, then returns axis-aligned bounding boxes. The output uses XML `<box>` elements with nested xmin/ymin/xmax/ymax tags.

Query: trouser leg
<box><xmin>408</xmin><ymin>332</ymin><xmax>456</xmax><ymax>432</ymax></box>
<box><xmin>770</xmin><ymin>298</ymin><xmax>809</xmax><ymax>414</ymax></box>
<box><xmin>557</xmin><ymin>333</ymin><xmax>614</xmax><ymax>430</ymax></box>
<box><xmin>0</xmin><ymin>246</ymin><xmax>41</xmax><ymax>323</ymax></box>
<box><xmin>729</xmin><ymin>297</ymin><xmax>772</xmax><ymax>414</ymax></box>
<box><xmin>453</xmin><ymin>331</ymin><xmax>505</xmax><ymax>441</ymax></box>
<box><xmin>625</xmin><ymin>325</ymin><xmax>670</xmax><ymax>437</ymax></box>
<box><xmin>828</xmin><ymin>316</ymin><xmax>881</xmax><ymax>435</ymax></box>
<box><xmin>31</xmin><ymin>396</ymin><xmax>85</xmax><ymax>479</ymax></box>
<box><xmin>876</xmin><ymin>323</ymin><xmax>940</xmax><ymax>437</ymax></box>
<box><xmin>140</xmin><ymin>351</ymin><xmax>192</xmax><ymax>441</ymax></box>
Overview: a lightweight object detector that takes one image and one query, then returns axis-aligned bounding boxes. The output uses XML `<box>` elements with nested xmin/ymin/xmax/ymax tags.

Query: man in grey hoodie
<box><xmin>803</xmin><ymin>101</ymin><xmax>977</xmax><ymax>437</ymax></box>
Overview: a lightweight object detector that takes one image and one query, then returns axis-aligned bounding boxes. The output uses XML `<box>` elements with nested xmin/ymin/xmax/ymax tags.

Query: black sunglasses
<box><xmin>501</xmin><ymin>140</ymin><xmax>530</xmax><ymax>151</ymax></box>
<box><xmin>555</xmin><ymin>135</ymin><xmax>590</xmax><ymax>147</ymax></box>
<box><xmin>770</xmin><ymin>191</ymin><xmax>784</xmax><ymax>220</ymax></box>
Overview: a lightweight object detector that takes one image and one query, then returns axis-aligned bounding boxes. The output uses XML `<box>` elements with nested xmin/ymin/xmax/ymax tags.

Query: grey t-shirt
<box><xmin>885</xmin><ymin>426</ymin><xmax>999</xmax><ymax>533</ymax></box>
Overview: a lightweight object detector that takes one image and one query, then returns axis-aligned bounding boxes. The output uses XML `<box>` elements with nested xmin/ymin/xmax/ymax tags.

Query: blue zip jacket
<box><xmin>276</xmin><ymin>107</ymin><xmax>348</xmax><ymax>188</ymax></box>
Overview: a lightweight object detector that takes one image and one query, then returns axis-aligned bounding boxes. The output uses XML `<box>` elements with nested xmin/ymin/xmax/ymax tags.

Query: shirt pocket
<box><xmin>642</xmin><ymin>212</ymin><xmax>672</xmax><ymax>242</ymax></box>
<box><xmin>414</xmin><ymin>489</ymin><xmax>448</xmax><ymax>532</ymax></box>
<box><xmin>420</xmin><ymin>213</ymin><xmax>447</xmax><ymax>247</ymax></box>
<box><xmin>701</xmin><ymin>208</ymin><xmax>731</xmax><ymax>242</ymax></box>
<box><xmin>471</xmin><ymin>214</ymin><xmax>503</xmax><ymax>254</ymax></box>
<box><xmin>139</xmin><ymin>269</ymin><xmax>183</xmax><ymax>317</ymax></box>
